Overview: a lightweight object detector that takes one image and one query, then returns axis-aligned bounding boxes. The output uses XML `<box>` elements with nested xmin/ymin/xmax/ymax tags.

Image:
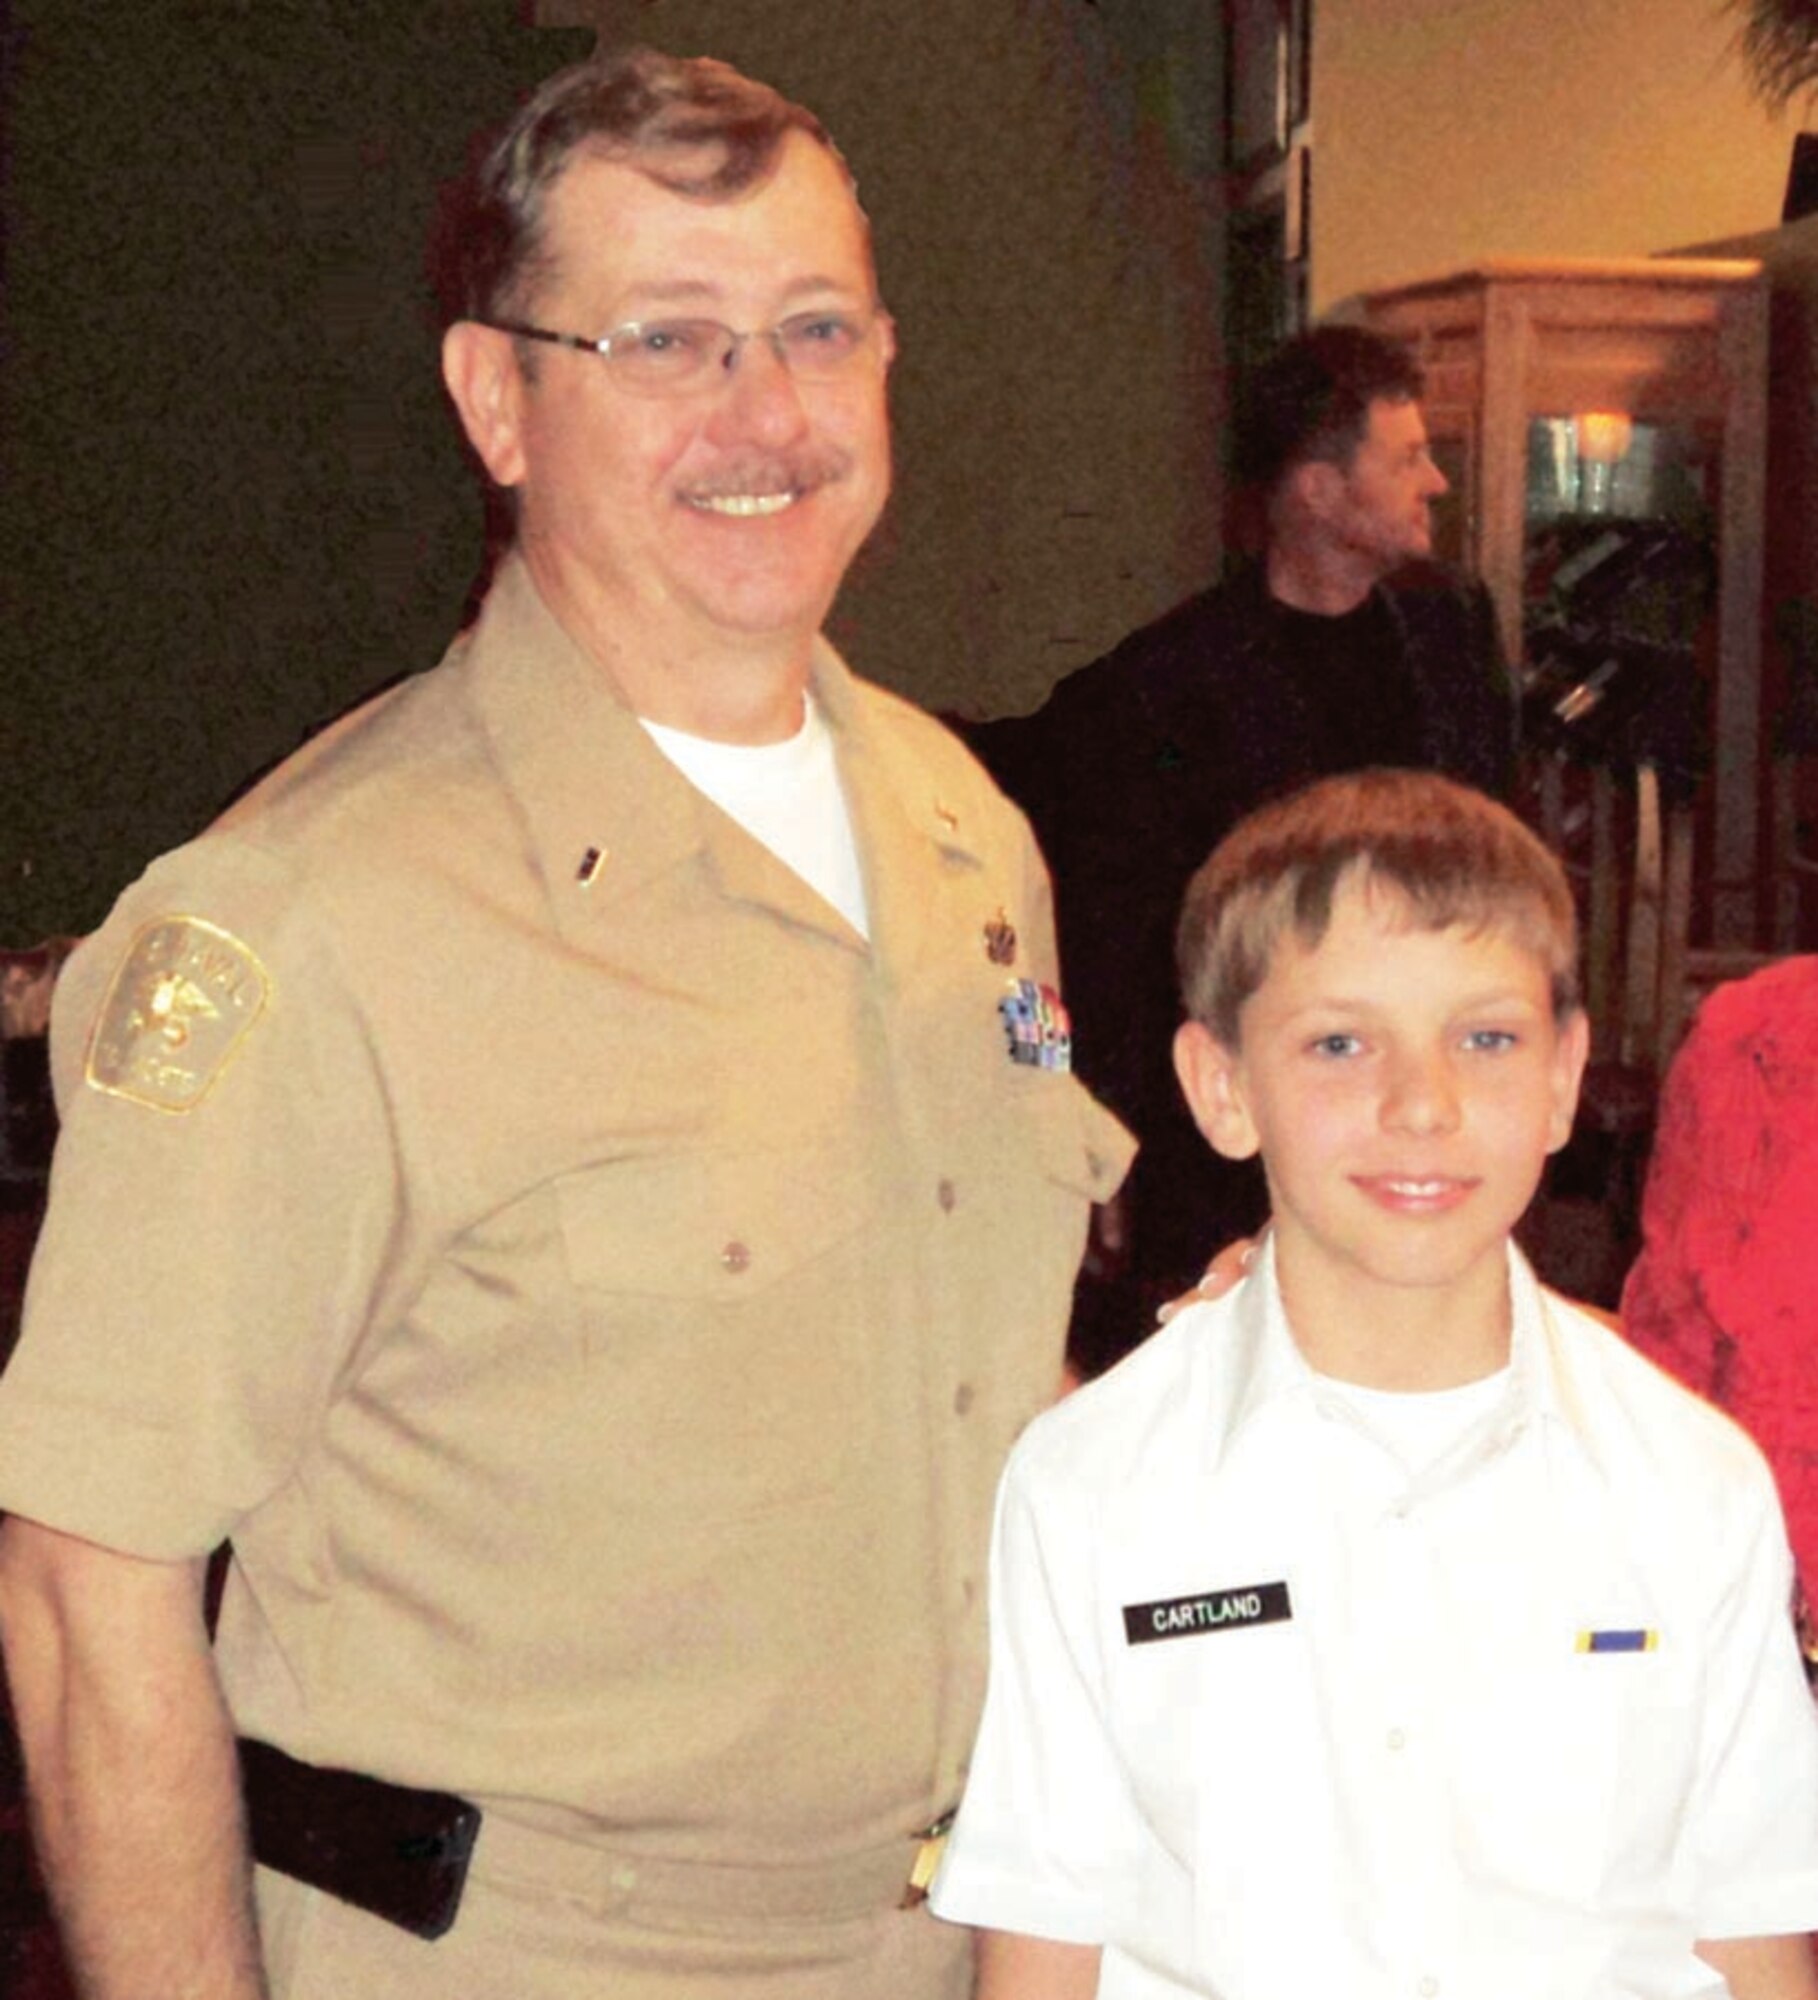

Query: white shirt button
<box><xmin>1417</xmin><ymin>1977</ymin><xmax>1439</xmax><ymax>1997</ymax></box>
<box><xmin>1386</xmin><ymin>1727</ymin><xmax>1407</xmax><ymax>1751</ymax></box>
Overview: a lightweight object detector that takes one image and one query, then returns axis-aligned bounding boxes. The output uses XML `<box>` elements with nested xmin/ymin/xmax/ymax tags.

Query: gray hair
<box><xmin>433</xmin><ymin>48</ymin><xmax>852</xmax><ymax>329</ymax></box>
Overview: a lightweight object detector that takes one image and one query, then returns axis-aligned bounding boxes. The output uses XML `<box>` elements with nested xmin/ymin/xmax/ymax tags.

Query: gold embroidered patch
<box><xmin>86</xmin><ymin>917</ymin><xmax>272</xmax><ymax>1113</ymax></box>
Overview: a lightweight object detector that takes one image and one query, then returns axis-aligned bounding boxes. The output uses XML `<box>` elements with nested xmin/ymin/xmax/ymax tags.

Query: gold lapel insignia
<box><xmin>86</xmin><ymin>916</ymin><xmax>271</xmax><ymax>1113</ymax></box>
<box><xmin>984</xmin><ymin>907</ymin><xmax>1018</xmax><ymax>966</ymax></box>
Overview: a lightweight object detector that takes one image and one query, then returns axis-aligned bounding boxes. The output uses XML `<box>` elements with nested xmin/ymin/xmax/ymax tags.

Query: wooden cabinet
<box><xmin>1362</xmin><ymin>259</ymin><xmax>1769</xmax><ymax>944</ymax></box>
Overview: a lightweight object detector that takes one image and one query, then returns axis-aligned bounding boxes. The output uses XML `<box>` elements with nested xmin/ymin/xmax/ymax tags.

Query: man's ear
<box><xmin>441</xmin><ymin>321</ymin><xmax>529</xmax><ymax>490</ymax></box>
<box><xmin>1545</xmin><ymin>1005</ymin><xmax>1591</xmax><ymax>1155</ymax></box>
<box><xmin>1287</xmin><ymin>455</ymin><xmax>1343</xmax><ymax>526</ymax></box>
<box><xmin>1174</xmin><ymin>1019</ymin><xmax>1261</xmax><ymax>1162</ymax></box>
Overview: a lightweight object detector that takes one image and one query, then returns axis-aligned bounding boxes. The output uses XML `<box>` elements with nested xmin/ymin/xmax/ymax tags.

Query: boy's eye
<box><xmin>1463</xmin><ymin>1028</ymin><xmax>1518</xmax><ymax>1052</ymax></box>
<box><xmin>1310</xmin><ymin>1032</ymin><xmax>1363</xmax><ymax>1057</ymax></box>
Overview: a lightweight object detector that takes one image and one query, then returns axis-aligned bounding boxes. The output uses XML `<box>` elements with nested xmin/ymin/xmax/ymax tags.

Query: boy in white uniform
<box><xmin>932</xmin><ymin>770</ymin><xmax>1818</xmax><ymax>2000</ymax></box>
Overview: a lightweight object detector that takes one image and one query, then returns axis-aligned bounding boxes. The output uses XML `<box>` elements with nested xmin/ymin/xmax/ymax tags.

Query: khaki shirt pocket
<box><xmin>553</xmin><ymin>1143</ymin><xmax>881</xmax><ymax>1523</ymax></box>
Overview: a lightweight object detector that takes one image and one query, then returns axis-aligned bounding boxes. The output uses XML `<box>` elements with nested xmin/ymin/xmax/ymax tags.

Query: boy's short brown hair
<box><xmin>1176</xmin><ymin>769</ymin><xmax>1579</xmax><ymax>1046</ymax></box>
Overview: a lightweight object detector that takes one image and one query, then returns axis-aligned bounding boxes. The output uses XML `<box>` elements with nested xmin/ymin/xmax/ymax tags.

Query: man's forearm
<box><xmin>0</xmin><ymin>1519</ymin><xmax>266</xmax><ymax>2000</ymax></box>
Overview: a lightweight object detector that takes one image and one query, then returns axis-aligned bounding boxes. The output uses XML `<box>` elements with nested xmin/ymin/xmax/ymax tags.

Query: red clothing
<box><xmin>1622</xmin><ymin>957</ymin><xmax>1818</xmax><ymax>1593</ymax></box>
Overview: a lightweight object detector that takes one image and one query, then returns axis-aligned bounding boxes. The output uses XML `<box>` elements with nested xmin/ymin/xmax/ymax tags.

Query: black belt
<box><xmin>238</xmin><ymin>1737</ymin><xmax>481</xmax><ymax>1941</ymax></box>
<box><xmin>239</xmin><ymin>1736</ymin><xmax>955</xmax><ymax>1936</ymax></box>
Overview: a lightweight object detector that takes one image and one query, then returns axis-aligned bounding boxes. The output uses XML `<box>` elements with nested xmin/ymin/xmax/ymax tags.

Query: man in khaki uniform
<box><xmin>0</xmin><ymin>51</ymin><xmax>1129</xmax><ymax>2000</ymax></box>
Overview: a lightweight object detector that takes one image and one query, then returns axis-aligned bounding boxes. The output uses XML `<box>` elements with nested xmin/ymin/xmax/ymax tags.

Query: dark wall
<box><xmin>2</xmin><ymin>3</ymin><xmax>1224</xmax><ymax>944</ymax></box>
<box><xmin>1</xmin><ymin>8</ymin><xmax>591</xmax><ymax>942</ymax></box>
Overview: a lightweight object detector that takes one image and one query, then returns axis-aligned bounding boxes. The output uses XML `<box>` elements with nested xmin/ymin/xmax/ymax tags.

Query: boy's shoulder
<box><xmin>1541</xmin><ymin>1285</ymin><xmax>1777</xmax><ymax>1493</ymax></box>
<box><xmin>1009</xmin><ymin>1283</ymin><xmax>1254</xmax><ymax>1507</ymax></box>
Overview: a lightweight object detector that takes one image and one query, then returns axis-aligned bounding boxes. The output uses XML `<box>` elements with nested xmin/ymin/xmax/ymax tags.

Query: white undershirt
<box><xmin>640</xmin><ymin>695</ymin><xmax>870</xmax><ymax>938</ymax></box>
<box><xmin>1319</xmin><ymin>1365</ymin><xmax>1512</xmax><ymax>1477</ymax></box>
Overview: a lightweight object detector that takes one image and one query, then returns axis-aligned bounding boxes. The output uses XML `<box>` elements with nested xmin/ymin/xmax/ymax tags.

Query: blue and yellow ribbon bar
<box><xmin>1576</xmin><ymin>1628</ymin><xmax>1659</xmax><ymax>1654</ymax></box>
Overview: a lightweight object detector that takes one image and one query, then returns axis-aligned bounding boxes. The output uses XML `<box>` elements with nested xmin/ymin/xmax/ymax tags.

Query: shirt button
<box><xmin>937</xmin><ymin>1178</ymin><xmax>957</xmax><ymax>1212</ymax></box>
<box><xmin>953</xmin><ymin>1382</ymin><xmax>975</xmax><ymax>1416</ymax></box>
<box><xmin>1417</xmin><ymin>1978</ymin><xmax>1439</xmax><ymax>1998</ymax></box>
<box><xmin>1386</xmin><ymin>1727</ymin><xmax>1407</xmax><ymax>1751</ymax></box>
<box><xmin>720</xmin><ymin>1241</ymin><xmax>752</xmax><ymax>1274</ymax></box>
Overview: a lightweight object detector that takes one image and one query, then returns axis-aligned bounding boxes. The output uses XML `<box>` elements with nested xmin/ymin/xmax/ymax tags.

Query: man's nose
<box><xmin>1421</xmin><ymin>454</ymin><xmax>1449</xmax><ymax>497</ymax></box>
<box><xmin>708</xmin><ymin>333</ymin><xmax>811</xmax><ymax>443</ymax></box>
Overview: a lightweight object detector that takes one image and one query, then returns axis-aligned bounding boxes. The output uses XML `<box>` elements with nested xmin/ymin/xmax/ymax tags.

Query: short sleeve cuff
<box><xmin>1695</xmin><ymin>1864</ymin><xmax>1818</xmax><ymax>1943</ymax></box>
<box><xmin>930</xmin><ymin>1846</ymin><xmax>1109</xmax><ymax>1947</ymax></box>
<box><xmin>0</xmin><ymin>1396</ymin><xmax>236</xmax><ymax>1558</ymax></box>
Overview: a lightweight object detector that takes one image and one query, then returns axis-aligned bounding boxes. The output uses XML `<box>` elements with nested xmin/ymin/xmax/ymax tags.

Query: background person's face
<box><xmin>1322</xmin><ymin>395</ymin><xmax>1447</xmax><ymax>572</ymax></box>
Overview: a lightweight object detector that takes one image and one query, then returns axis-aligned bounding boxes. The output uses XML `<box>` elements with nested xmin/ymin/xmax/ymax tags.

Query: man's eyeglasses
<box><xmin>479</xmin><ymin>305</ymin><xmax>890</xmax><ymax>398</ymax></box>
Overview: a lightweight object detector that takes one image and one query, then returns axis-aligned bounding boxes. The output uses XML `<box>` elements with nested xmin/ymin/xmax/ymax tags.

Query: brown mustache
<box><xmin>680</xmin><ymin>447</ymin><xmax>852</xmax><ymax>502</ymax></box>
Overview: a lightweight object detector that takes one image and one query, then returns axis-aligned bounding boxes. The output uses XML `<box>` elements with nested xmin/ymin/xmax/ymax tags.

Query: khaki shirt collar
<box><xmin>451</xmin><ymin>556</ymin><xmax>981</xmax><ymax>973</ymax></box>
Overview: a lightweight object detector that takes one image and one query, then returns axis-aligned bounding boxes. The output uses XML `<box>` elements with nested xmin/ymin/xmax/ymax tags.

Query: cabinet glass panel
<box><xmin>1521</xmin><ymin>416</ymin><xmax>1715</xmax><ymax>781</ymax></box>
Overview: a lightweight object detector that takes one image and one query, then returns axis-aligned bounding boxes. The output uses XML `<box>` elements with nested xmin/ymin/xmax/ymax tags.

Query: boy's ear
<box><xmin>1174</xmin><ymin>1020</ymin><xmax>1262</xmax><ymax>1161</ymax></box>
<box><xmin>1545</xmin><ymin>1005</ymin><xmax>1591</xmax><ymax>1155</ymax></box>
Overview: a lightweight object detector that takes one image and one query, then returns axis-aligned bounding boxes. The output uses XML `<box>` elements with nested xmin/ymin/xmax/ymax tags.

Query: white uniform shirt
<box><xmin>932</xmin><ymin>1242</ymin><xmax>1818</xmax><ymax>2000</ymax></box>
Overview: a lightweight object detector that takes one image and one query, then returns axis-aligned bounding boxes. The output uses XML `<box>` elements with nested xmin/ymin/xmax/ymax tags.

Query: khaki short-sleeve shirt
<box><xmin>0</xmin><ymin>560</ymin><xmax>1132</xmax><ymax>1861</ymax></box>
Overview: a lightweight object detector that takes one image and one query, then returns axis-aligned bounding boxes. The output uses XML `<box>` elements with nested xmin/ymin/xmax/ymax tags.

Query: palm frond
<box><xmin>1730</xmin><ymin>0</ymin><xmax>1818</xmax><ymax>111</ymax></box>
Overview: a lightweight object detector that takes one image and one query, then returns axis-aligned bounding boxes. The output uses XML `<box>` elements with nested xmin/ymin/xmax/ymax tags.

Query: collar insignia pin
<box><xmin>984</xmin><ymin>907</ymin><xmax>1017</xmax><ymax>966</ymax></box>
<box><xmin>934</xmin><ymin>801</ymin><xmax>959</xmax><ymax>832</ymax></box>
<box><xmin>577</xmin><ymin>846</ymin><xmax>606</xmax><ymax>886</ymax></box>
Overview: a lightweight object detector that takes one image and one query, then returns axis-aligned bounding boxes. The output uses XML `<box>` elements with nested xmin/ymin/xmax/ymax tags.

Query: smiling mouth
<box><xmin>1354</xmin><ymin>1175</ymin><xmax>1479</xmax><ymax>1209</ymax></box>
<box><xmin>686</xmin><ymin>490</ymin><xmax>799</xmax><ymax>518</ymax></box>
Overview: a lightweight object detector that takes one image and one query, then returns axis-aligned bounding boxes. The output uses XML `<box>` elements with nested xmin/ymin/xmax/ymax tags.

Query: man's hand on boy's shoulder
<box><xmin>1157</xmin><ymin>1233</ymin><xmax>1264</xmax><ymax>1325</ymax></box>
<box><xmin>1156</xmin><ymin>1228</ymin><xmax>1623</xmax><ymax>1336</ymax></box>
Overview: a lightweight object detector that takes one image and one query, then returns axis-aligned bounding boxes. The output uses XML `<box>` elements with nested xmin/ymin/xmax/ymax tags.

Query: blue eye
<box><xmin>633</xmin><ymin>321</ymin><xmax>712</xmax><ymax>358</ymax></box>
<box><xmin>1310</xmin><ymin>1033</ymin><xmax>1363</xmax><ymax>1058</ymax></box>
<box><xmin>1463</xmin><ymin>1028</ymin><xmax>1517</xmax><ymax>1052</ymax></box>
<box><xmin>780</xmin><ymin>311</ymin><xmax>863</xmax><ymax>355</ymax></box>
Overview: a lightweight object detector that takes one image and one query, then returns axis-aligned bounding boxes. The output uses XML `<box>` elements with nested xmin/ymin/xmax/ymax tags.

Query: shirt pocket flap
<box><xmin>555</xmin><ymin>1143</ymin><xmax>880</xmax><ymax>1301</ymax></box>
<box><xmin>1022</xmin><ymin>1075</ymin><xmax>1135</xmax><ymax>1203</ymax></box>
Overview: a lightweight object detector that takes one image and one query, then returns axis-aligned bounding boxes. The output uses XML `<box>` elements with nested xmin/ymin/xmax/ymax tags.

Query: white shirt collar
<box><xmin>1207</xmin><ymin>1236</ymin><xmax>1590</xmax><ymax>1482</ymax></box>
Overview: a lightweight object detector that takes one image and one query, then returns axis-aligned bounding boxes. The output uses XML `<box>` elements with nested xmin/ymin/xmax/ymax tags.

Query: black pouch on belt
<box><xmin>238</xmin><ymin>1737</ymin><xmax>483</xmax><ymax>1941</ymax></box>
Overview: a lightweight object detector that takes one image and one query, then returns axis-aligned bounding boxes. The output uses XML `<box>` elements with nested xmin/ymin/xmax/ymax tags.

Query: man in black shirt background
<box><xmin>971</xmin><ymin>326</ymin><xmax>1518</xmax><ymax>1372</ymax></box>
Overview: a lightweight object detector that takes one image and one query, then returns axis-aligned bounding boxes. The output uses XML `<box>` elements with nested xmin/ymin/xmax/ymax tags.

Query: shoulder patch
<box><xmin>86</xmin><ymin>917</ymin><xmax>272</xmax><ymax>1113</ymax></box>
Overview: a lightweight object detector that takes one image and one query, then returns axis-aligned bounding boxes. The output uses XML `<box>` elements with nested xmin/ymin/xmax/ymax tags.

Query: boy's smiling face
<box><xmin>1174</xmin><ymin>875</ymin><xmax>1587</xmax><ymax>1378</ymax></box>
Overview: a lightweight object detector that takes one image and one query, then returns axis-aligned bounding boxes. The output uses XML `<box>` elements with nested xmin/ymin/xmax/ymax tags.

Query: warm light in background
<box><xmin>1576</xmin><ymin>411</ymin><xmax>1636</xmax><ymax>465</ymax></box>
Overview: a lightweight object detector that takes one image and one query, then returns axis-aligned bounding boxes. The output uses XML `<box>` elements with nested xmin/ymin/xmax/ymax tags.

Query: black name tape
<box><xmin>1123</xmin><ymin>1580</ymin><xmax>1293</xmax><ymax>1646</ymax></box>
